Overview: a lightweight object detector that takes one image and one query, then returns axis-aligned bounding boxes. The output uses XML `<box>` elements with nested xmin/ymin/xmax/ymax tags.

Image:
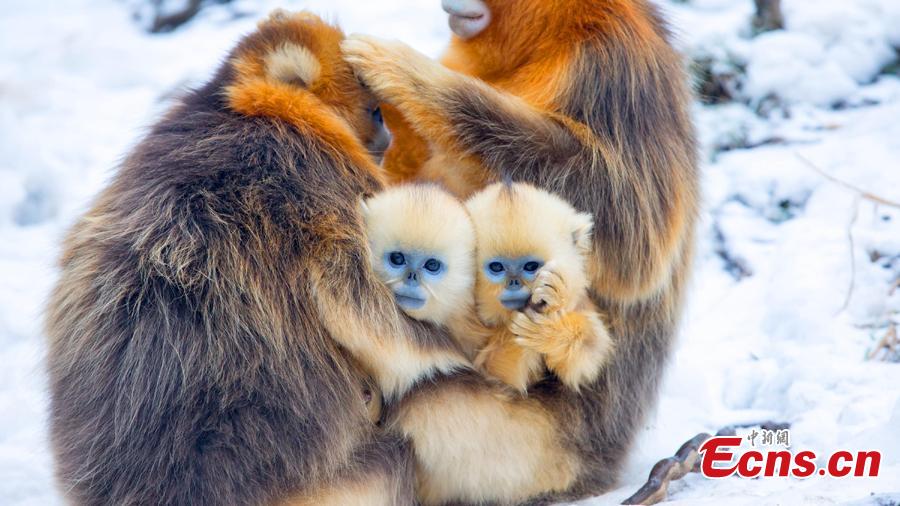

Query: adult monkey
<box><xmin>44</xmin><ymin>11</ymin><xmax>467</xmax><ymax>505</ymax></box>
<box><xmin>342</xmin><ymin>0</ymin><xmax>699</xmax><ymax>503</ymax></box>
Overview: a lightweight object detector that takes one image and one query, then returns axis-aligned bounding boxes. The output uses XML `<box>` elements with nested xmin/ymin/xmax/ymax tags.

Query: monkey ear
<box><xmin>571</xmin><ymin>212</ymin><xmax>594</xmax><ymax>253</ymax></box>
<box><xmin>265</xmin><ymin>43</ymin><xmax>321</xmax><ymax>88</ymax></box>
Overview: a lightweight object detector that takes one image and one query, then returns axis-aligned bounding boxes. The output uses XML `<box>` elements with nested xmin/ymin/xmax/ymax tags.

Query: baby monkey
<box><xmin>364</xmin><ymin>182</ymin><xmax>612</xmax><ymax>393</ymax></box>
<box><xmin>363</xmin><ymin>183</ymin><xmax>612</xmax><ymax>391</ymax></box>
<box><xmin>361</xmin><ymin>184</ymin><xmax>483</xmax><ymax>357</ymax></box>
<box><xmin>466</xmin><ymin>182</ymin><xmax>613</xmax><ymax>392</ymax></box>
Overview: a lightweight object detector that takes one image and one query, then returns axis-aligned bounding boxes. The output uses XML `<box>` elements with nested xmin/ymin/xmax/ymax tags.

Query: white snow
<box><xmin>1</xmin><ymin>0</ymin><xmax>898</xmax><ymax>504</ymax></box>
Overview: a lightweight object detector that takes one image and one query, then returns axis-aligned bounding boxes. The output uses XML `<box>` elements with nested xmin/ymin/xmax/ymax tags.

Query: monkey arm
<box><xmin>445</xmin><ymin>311</ymin><xmax>495</xmax><ymax>360</ymax></box>
<box><xmin>309</xmin><ymin>238</ymin><xmax>469</xmax><ymax>399</ymax></box>
<box><xmin>446</xmin><ymin>312</ymin><xmax>546</xmax><ymax>391</ymax></box>
<box><xmin>473</xmin><ymin>326</ymin><xmax>544</xmax><ymax>393</ymax></box>
<box><xmin>342</xmin><ymin>36</ymin><xmax>697</xmax><ymax>302</ymax></box>
<box><xmin>341</xmin><ymin>36</ymin><xmax>581</xmax><ymax>172</ymax></box>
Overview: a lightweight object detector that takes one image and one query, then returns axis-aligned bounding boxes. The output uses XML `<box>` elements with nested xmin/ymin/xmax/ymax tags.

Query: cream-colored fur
<box><xmin>465</xmin><ymin>182</ymin><xmax>612</xmax><ymax>391</ymax></box>
<box><xmin>265</xmin><ymin>42</ymin><xmax>322</xmax><ymax>86</ymax></box>
<box><xmin>280</xmin><ymin>476</ymin><xmax>393</xmax><ymax>506</ymax></box>
<box><xmin>394</xmin><ymin>383</ymin><xmax>579</xmax><ymax>505</ymax></box>
<box><xmin>360</xmin><ymin>185</ymin><xmax>608</xmax><ymax>502</ymax></box>
<box><xmin>465</xmin><ymin>183</ymin><xmax>592</xmax><ymax>327</ymax></box>
<box><xmin>362</xmin><ymin>184</ymin><xmax>486</xmax><ymax>357</ymax></box>
<box><xmin>472</xmin><ymin>325</ymin><xmax>545</xmax><ymax>392</ymax></box>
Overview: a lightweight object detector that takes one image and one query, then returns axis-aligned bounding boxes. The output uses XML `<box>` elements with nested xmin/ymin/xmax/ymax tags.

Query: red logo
<box><xmin>699</xmin><ymin>436</ymin><xmax>881</xmax><ymax>478</ymax></box>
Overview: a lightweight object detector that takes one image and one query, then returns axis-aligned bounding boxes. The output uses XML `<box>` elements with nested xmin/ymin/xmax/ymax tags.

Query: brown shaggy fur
<box><xmin>342</xmin><ymin>0</ymin><xmax>699</xmax><ymax>503</ymax></box>
<box><xmin>45</xmin><ymin>11</ymin><xmax>465</xmax><ymax>506</ymax></box>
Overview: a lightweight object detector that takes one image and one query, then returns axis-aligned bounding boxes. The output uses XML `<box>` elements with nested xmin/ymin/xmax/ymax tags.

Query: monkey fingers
<box><xmin>529</xmin><ymin>267</ymin><xmax>569</xmax><ymax>314</ymax></box>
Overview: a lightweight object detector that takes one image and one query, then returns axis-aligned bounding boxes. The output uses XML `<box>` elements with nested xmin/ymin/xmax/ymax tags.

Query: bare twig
<box><xmin>147</xmin><ymin>0</ymin><xmax>237</xmax><ymax>33</ymax></box>
<box><xmin>839</xmin><ymin>196</ymin><xmax>861</xmax><ymax>313</ymax></box>
<box><xmin>867</xmin><ymin>323</ymin><xmax>898</xmax><ymax>361</ymax></box>
<box><xmin>796</xmin><ymin>153</ymin><xmax>900</xmax><ymax>209</ymax></box>
<box><xmin>796</xmin><ymin>153</ymin><xmax>900</xmax><ymax>314</ymax></box>
<box><xmin>622</xmin><ymin>421</ymin><xmax>790</xmax><ymax>505</ymax></box>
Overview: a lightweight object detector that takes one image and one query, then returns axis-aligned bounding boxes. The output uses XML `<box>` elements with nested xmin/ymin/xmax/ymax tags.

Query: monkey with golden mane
<box><xmin>343</xmin><ymin>0</ymin><xmax>700</xmax><ymax>503</ymax></box>
<box><xmin>44</xmin><ymin>11</ymin><xmax>469</xmax><ymax>505</ymax></box>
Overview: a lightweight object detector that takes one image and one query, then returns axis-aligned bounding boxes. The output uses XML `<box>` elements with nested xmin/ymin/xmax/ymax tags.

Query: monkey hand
<box><xmin>341</xmin><ymin>35</ymin><xmax>451</xmax><ymax>106</ymax></box>
<box><xmin>510</xmin><ymin>309</ymin><xmax>566</xmax><ymax>356</ymax></box>
<box><xmin>527</xmin><ymin>266</ymin><xmax>572</xmax><ymax>314</ymax></box>
<box><xmin>511</xmin><ymin>308</ymin><xmax>612</xmax><ymax>391</ymax></box>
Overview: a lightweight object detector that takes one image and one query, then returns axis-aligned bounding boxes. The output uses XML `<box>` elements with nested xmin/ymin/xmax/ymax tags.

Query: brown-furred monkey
<box><xmin>44</xmin><ymin>11</ymin><xmax>468</xmax><ymax>506</ymax></box>
<box><xmin>342</xmin><ymin>0</ymin><xmax>699</xmax><ymax>503</ymax></box>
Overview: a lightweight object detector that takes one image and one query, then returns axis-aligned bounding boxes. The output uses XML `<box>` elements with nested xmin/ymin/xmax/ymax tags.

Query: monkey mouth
<box><xmin>500</xmin><ymin>295</ymin><xmax>530</xmax><ymax>311</ymax></box>
<box><xmin>443</xmin><ymin>1</ymin><xmax>490</xmax><ymax>39</ymax></box>
<box><xmin>395</xmin><ymin>294</ymin><xmax>426</xmax><ymax>310</ymax></box>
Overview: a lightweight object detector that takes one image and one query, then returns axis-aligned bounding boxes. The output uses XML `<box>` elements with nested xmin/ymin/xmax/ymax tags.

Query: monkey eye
<box><xmin>372</xmin><ymin>106</ymin><xmax>383</xmax><ymax>125</ymax></box>
<box><xmin>389</xmin><ymin>252</ymin><xmax>406</xmax><ymax>266</ymax></box>
<box><xmin>523</xmin><ymin>261</ymin><xmax>541</xmax><ymax>273</ymax></box>
<box><xmin>423</xmin><ymin>258</ymin><xmax>442</xmax><ymax>273</ymax></box>
<box><xmin>488</xmin><ymin>262</ymin><xmax>505</xmax><ymax>273</ymax></box>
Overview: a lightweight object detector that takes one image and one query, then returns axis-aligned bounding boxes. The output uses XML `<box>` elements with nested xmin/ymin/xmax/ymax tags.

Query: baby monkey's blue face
<box><xmin>484</xmin><ymin>256</ymin><xmax>544</xmax><ymax>310</ymax></box>
<box><xmin>383</xmin><ymin>250</ymin><xmax>447</xmax><ymax>310</ymax></box>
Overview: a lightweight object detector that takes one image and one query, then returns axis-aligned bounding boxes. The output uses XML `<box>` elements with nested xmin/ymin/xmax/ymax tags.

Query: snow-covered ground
<box><xmin>1</xmin><ymin>0</ymin><xmax>898</xmax><ymax>504</ymax></box>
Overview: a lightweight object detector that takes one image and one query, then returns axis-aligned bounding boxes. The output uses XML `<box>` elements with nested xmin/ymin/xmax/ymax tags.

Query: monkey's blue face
<box><xmin>383</xmin><ymin>250</ymin><xmax>447</xmax><ymax>310</ymax></box>
<box><xmin>484</xmin><ymin>256</ymin><xmax>544</xmax><ymax>310</ymax></box>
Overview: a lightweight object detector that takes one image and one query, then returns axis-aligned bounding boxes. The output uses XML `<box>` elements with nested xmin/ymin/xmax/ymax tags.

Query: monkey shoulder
<box><xmin>123</xmin><ymin>100</ymin><xmax>375</xmax><ymax>255</ymax></box>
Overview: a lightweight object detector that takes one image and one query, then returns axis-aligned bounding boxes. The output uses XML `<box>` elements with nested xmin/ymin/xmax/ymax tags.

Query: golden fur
<box><xmin>391</xmin><ymin>375</ymin><xmax>581</xmax><ymax>506</ymax></box>
<box><xmin>225</xmin><ymin>12</ymin><xmax>467</xmax><ymax>401</ymax></box>
<box><xmin>265</xmin><ymin>42</ymin><xmax>322</xmax><ymax>86</ymax></box>
<box><xmin>465</xmin><ymin>183</ymin><xmax>612</xmax><ymax>392</ymax></box>
<box><xmin>227</xmin><ymin>12</ymin><xmax>385</xmax><ymax>173</ymax></box>
<box><xmin>361</xmin><ymin>183</ymin><xmax>605</xmax><ymax>504</ymax></box>
<box><xmin>465</xmin><ymin>183</ymin><xmax>593</xmax><ymax>326</ymax></box>
<box><xmin>343</xmin><ymin>1</ymin><xmax>699</xmax><ymax>501</ymax></box>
